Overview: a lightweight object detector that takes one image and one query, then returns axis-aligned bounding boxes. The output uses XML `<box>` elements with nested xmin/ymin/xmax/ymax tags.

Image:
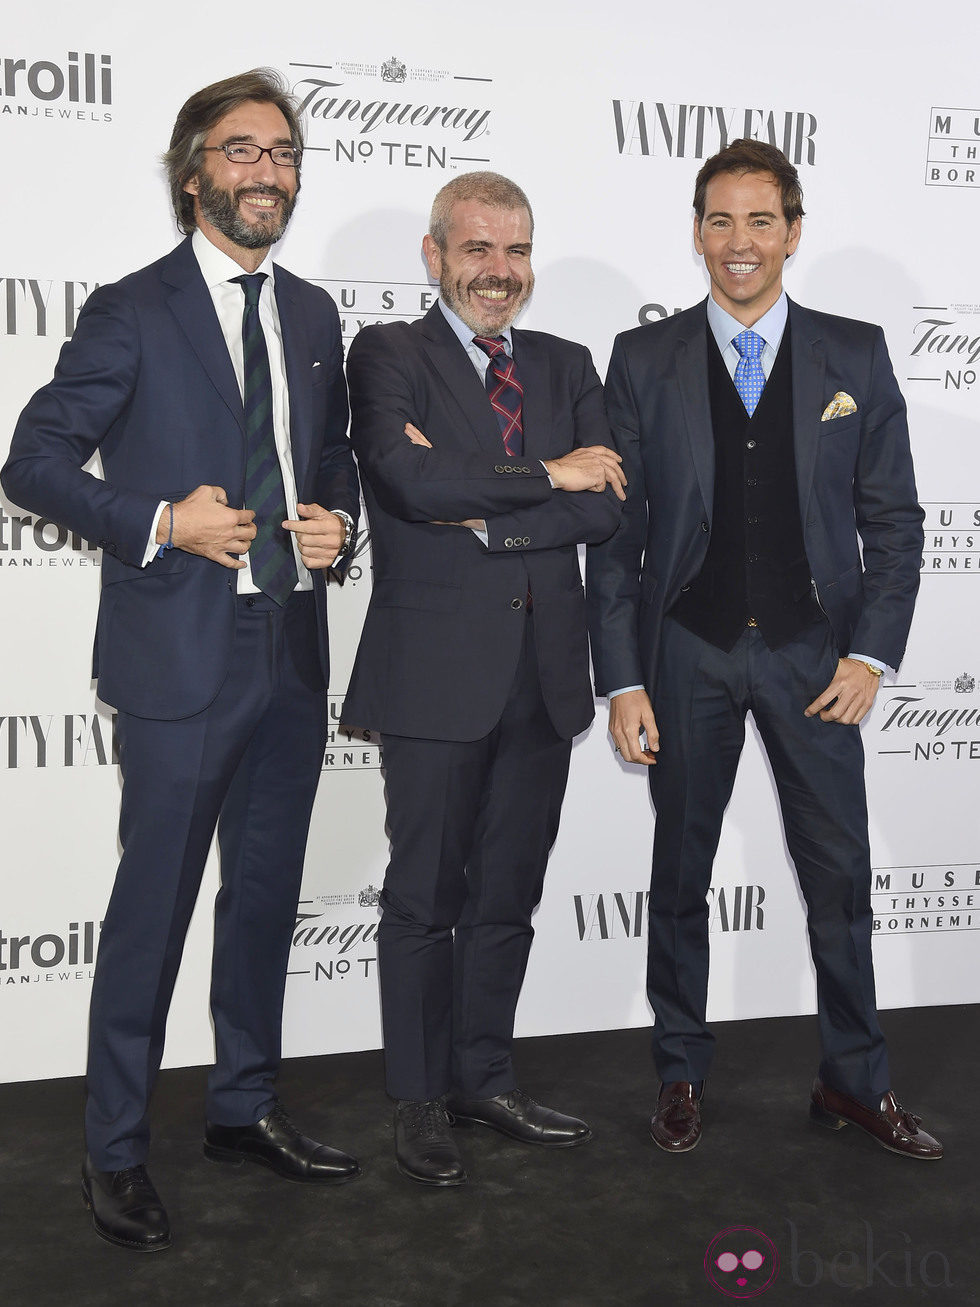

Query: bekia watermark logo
<box><xmin>705</xmin><ymin>1222</ymin><xmax>951</xmax><ymax>1296</ymax></box>
<box><xmin>0</xmin><ymin>52</ymin><xmax>112</xmax><ymax>123</ymax></box>
<box><xmin>926</xmin><ymin>107</ymin><xmax>979</xmax><ymax>188</ymax></box>
<box><xmin>705</xmin><ymin>1226</ymin><xmax>779</xmax><ymax>1298</ymax></box>
<box><xmin>289</xmin><ymin>54</ymin><xmax>492</xmax><ymax>171</ymax></box>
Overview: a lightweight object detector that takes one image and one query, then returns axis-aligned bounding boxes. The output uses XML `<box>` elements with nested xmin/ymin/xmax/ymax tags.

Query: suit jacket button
<box><xmin>522</xmin><ymin>536</ymin><xmax>530</xmax><ymax>545</ymax></box>
<box><xmin>700</xmin><ymin>521</ymin><xmax>709</xmax><ymax>532</ymax></box>
<box><xmin>495</xmin><ymin>464</ymin><xmax>505</xmax><ymax>473</ymax></box>
<box><xmin>510</xmin><ymin>598</ymin><xmax>523</xmax><ymax>609</ymax></box>
<box><xmin>504</xmin><ymin>537</ymin><xmax>514</xmax><ymax>547</ymax></box>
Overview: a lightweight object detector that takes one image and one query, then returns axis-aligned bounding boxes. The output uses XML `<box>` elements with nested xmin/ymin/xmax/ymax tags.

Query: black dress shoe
<box><xmin>204</xmin><ymin>1101</ymin><xmax>360</xmax><ymax>1183</ymax></box>
<box><xmin>81</xmin><ymin>1156</ymin><xmax>172</xmax><ymax>1252</ymax></box>
<box><xmin>810</xmin><ymin>1079</ymin><xmax>944</xmax><ymax>1159</ymax></box>
<box><xmin>447</xmin><ymin>1089</ymin><xmax>592</xmax><ymax>1147</ymax></box>
<box><xmin>650</xmin><ymin>1081</ymin><xmax>702</xmax><ymax>1153</ymax></box>
<box><xmin>394</xmin><ymin>1099</ymin><xmax>467</xmax><ymax>1185</ymax></box>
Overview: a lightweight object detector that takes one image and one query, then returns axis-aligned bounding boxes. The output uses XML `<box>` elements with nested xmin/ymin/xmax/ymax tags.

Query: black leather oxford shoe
<box><xmin>81</xmin><ymin>1156</ymin><xmax>172</xmax><ymax>1252</ymax></box>
<box><xmin>394</xmin><ymin>1099</ymin><xmax>467</xmax><ymax>1185</ymax></box>
<box><xmin>204</xmin><ymin>1101</ymin><xmax>360</xmax><ymax>1183</ymax></box>
<box><xmin>447</xmin><ymin>1089</ymin><xmax>592</xmax><ymax>1147</ymax></box>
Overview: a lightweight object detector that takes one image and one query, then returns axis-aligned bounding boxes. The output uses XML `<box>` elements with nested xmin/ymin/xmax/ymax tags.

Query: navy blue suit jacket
<box><xmin>586</xmin><ymin>298</ymin><xmax>924</xmax><ymax>696</ymax></box>
<box><xmin>343</xmin><ymin>303</ymin><xmax>621</xmax><ymax>742</ymax></box>
<box><xmin>2</xmin><ymin>237</ymin><xmax>359</xmax><ymax>719</ymax></box>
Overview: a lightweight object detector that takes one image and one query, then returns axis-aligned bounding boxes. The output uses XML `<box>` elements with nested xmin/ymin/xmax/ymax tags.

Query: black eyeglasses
<box><xmin>204</xmin><ymin>143</ymin><xmax>302</xmax><ymax>168</ymax></box>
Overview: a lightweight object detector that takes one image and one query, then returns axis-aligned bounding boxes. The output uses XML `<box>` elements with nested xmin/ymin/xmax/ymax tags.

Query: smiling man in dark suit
<box><xmin>344</xmin><ymin>171</ymin><xmax>624</xmax><ymax>1185</ymax></box>
<box><xmin>587</xmin><ymin>140</ymin><xmax>943</xmax><ymax>1161</ymax></box>
<box><xmin>2</xmin><ymin>69</ymin><xmax>361</xmax><ymax>1251</ymax></box>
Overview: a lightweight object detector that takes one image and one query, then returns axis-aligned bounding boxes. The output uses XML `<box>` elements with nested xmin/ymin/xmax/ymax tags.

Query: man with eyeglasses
<box><xmin>2</xmin><ymin>68</ymin><xmax>361</xmax><ymax>1251</ymax></box>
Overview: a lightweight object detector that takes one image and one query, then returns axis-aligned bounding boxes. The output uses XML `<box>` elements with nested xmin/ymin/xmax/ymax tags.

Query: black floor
<box><xmin>2</xmin><ymin>1006</ymin><xmax>975</xmax><ymax>1307</ymax></box>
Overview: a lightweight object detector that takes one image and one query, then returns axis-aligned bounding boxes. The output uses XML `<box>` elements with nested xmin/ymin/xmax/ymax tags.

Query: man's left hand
<box><xmin>804</xmin><ymin>658</ymin><xmax>882</xmax><ymax>725</ymax></box>
<box><xmin>283</xmin><ymin>504</ymin><xmax>345</xmax><ymax>569</ymax></box>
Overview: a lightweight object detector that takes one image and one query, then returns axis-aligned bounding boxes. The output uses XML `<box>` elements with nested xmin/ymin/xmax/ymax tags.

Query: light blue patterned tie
<box><xmin>732</xmin><ymin>329</ymin><xmax>766</xmax><ymax>417</ymax></box>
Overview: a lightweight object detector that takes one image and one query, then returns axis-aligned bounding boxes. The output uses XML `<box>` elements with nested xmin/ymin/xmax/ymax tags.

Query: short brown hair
<box><xmin>693</xmin><ymin>139</ymin><xmax>804</xmax><ymax>226</ymax></box>
<box><xmin>164</xmin><ymin>68</ymin><xmax>304</xmax><ymax>235</ymax></box>
<box><xmin>429</xmin><ymin>171</ymin><xmax>534</xmax><ymax>251</ymax></box>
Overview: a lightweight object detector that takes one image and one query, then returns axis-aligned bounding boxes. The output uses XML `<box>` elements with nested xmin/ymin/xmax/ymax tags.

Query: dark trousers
<box><xmin>85</xmin><ymin>591</ymin><xmax>327</xmax><ymax>1170</ymax></box>
<box><xmin>379</xmin><ymin>616</ymin><xmax>572</xmax><ymax>1102</ymax></box>
<box><xmin>647</xmin><ymin>617</ymin><xmax>889</xmax><ymax>1107</ymax></box>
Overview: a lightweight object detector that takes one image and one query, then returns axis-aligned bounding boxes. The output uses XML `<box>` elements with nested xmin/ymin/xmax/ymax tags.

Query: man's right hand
<box><xmin>158</xmin><ymin>485</ymin><xmax>256</xmax><ymax>569</ymax></box>
<box><xmin>544</xmin><ymin>446</ymin><xmax>627</xmax><ymax>500</ymax></box>
<box><xmin>608</xmin><ymin>688</ymin><xmax>659</xmax><ymax>765</ymax></box>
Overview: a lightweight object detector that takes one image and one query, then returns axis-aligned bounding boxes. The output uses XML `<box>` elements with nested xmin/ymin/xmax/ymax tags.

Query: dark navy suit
<box><xmin>2</xmin><ymin>237</ymin><xmax>359</xmax><ymax>1167</ymax></box>
<box><xmin>344</xmin><ymin>303</ymin><xmax>621</xmax><ymax>1100</ymax></box>
<box><xmin>586</xmin><ymin>298</ymin><xmax>923</xmax><ymax>1104</ymax></box>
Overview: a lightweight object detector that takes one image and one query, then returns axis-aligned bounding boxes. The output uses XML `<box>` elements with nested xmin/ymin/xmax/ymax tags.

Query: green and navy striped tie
<box><xmin>232</xmin><ymin>273</ymin><xmax>297</xmax><ymax>605</ymax></box>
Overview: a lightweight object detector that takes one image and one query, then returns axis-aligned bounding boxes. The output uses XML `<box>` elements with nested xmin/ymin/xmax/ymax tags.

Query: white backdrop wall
<box><xmin>2</xmin><ymin>2</ymin><xmax>978</xmax><ymax>1083</ymax></box>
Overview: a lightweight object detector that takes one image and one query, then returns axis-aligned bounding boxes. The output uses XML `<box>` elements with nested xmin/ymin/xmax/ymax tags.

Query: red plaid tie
<box><xmin>473</xmin><ymin>335</ymin><xmax>524</xmax><ymax>456</ymax></box>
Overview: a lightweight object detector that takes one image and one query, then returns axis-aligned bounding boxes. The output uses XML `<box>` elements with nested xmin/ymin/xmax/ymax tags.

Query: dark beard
<box><xmin>195</xmin><ymin>172</ymin><xmax>298</xmax><ymax>250</ymax></box>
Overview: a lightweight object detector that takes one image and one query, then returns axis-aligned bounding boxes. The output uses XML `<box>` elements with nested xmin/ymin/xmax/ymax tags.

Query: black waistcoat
<box><xmin>669</xmin><ymin>328</ymin><xmax>821</xmax><ymax>651</ymax></box>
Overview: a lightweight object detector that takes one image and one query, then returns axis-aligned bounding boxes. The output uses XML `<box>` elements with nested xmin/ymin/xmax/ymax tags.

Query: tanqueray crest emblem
<box><xmin>381</xmin><ymin>56</ymin><xmax>407</xmax><ymax>84</ymax></box>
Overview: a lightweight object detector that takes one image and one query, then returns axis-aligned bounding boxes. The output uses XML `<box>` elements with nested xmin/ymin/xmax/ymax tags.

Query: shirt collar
<box><xmin>438</xmin><ymin>298</ymin><xmax>514</xmax><ymax>354</ymax></box>
<box><xmin>706</xmin><ymin>291</ymin><xmax>788</xmax><ymax>355</ymax></box>
<box><xmin>191</xmin><ymin>228</ymin><xmax>275</xmax><ymax>290</ymax></box>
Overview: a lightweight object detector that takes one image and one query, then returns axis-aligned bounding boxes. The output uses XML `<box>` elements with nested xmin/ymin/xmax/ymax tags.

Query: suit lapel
<box><xmin>162</xmin><ymin>239</ymin><xmax>245</xmax><ymax>433</ymax></box>
<box><xmin>511</xmin><ymin>329</ymin><xmax>551</xmax><ymax>460</ymax></box>
<box><xmin>675</xmin><ymin>304</ymin><xmax>714</xmax><ymax>520</ymax></box>
<box><xmin>275</xmin><ymin>267</ymin><xmax>313</xmax><ymax>489</ymax></box>
<box><xmin>788</xmin><ymin>299</ymin><xmax>826</xmax><ymax>525</ymax></box>
<box><xmin>417</xmin><ymin>304</ymin><xmax>512</xmax><ymax>457</ymax></box>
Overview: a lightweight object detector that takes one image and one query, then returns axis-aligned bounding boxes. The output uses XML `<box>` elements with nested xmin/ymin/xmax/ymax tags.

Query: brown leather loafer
<box><xmin>650</xmin><ymin>1081</ymin><xmax>702</xmax><ymax>1153</ymax></box>
<box><xmin>810</xmin><ymin>1079</ymin><xmax>943</xmax><ymax>1159</ymax></box>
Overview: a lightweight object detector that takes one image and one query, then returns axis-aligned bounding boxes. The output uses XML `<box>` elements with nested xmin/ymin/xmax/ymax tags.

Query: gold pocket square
<box><xmin>821</xmin><ymin>392</ymin><xmax>857</xmax><ymax>421</ymax></box>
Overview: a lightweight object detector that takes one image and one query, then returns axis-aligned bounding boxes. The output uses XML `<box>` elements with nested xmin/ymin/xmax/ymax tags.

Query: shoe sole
<box><xmin>81</xmin><ymin>1180</ymin><xmax>172</xmax><ymax>1252</ymax></box>
<box><xmin>203</xmin><ymin>1143</ymin><xmax>361</xmax><ymax>1184</ymax></box>
<box><xmin>809</xmin><ymin>1102</ymin><xmax>943</xmax><ymax>1159</ymax></box>
<box><xmin>452</xmin><ymin>1115</ymin><xmax>593</xmax><ymax>1148</ymax></box>
<box><xmin>395</xmin><ymin>1159</ymin><xmax>467</xmax><ymax>1186</ymax></box>
<box><xmin>649</xmin><ymin>1129</ymin><xmax>701</xmax><ymax>1154</ymax></box>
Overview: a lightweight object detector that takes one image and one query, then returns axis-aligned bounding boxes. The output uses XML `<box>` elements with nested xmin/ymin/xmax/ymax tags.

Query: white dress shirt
<box><xmin>144</xmin><ymin>228</ymin><xmax>311</xmax><ymax>592</ymax></box>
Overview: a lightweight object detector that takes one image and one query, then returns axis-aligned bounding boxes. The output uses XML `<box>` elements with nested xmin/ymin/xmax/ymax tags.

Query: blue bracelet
<box><xmin>155</xmin><ymin>503</ymin><xmax>174</xmax><ymax>558</ymax></box>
